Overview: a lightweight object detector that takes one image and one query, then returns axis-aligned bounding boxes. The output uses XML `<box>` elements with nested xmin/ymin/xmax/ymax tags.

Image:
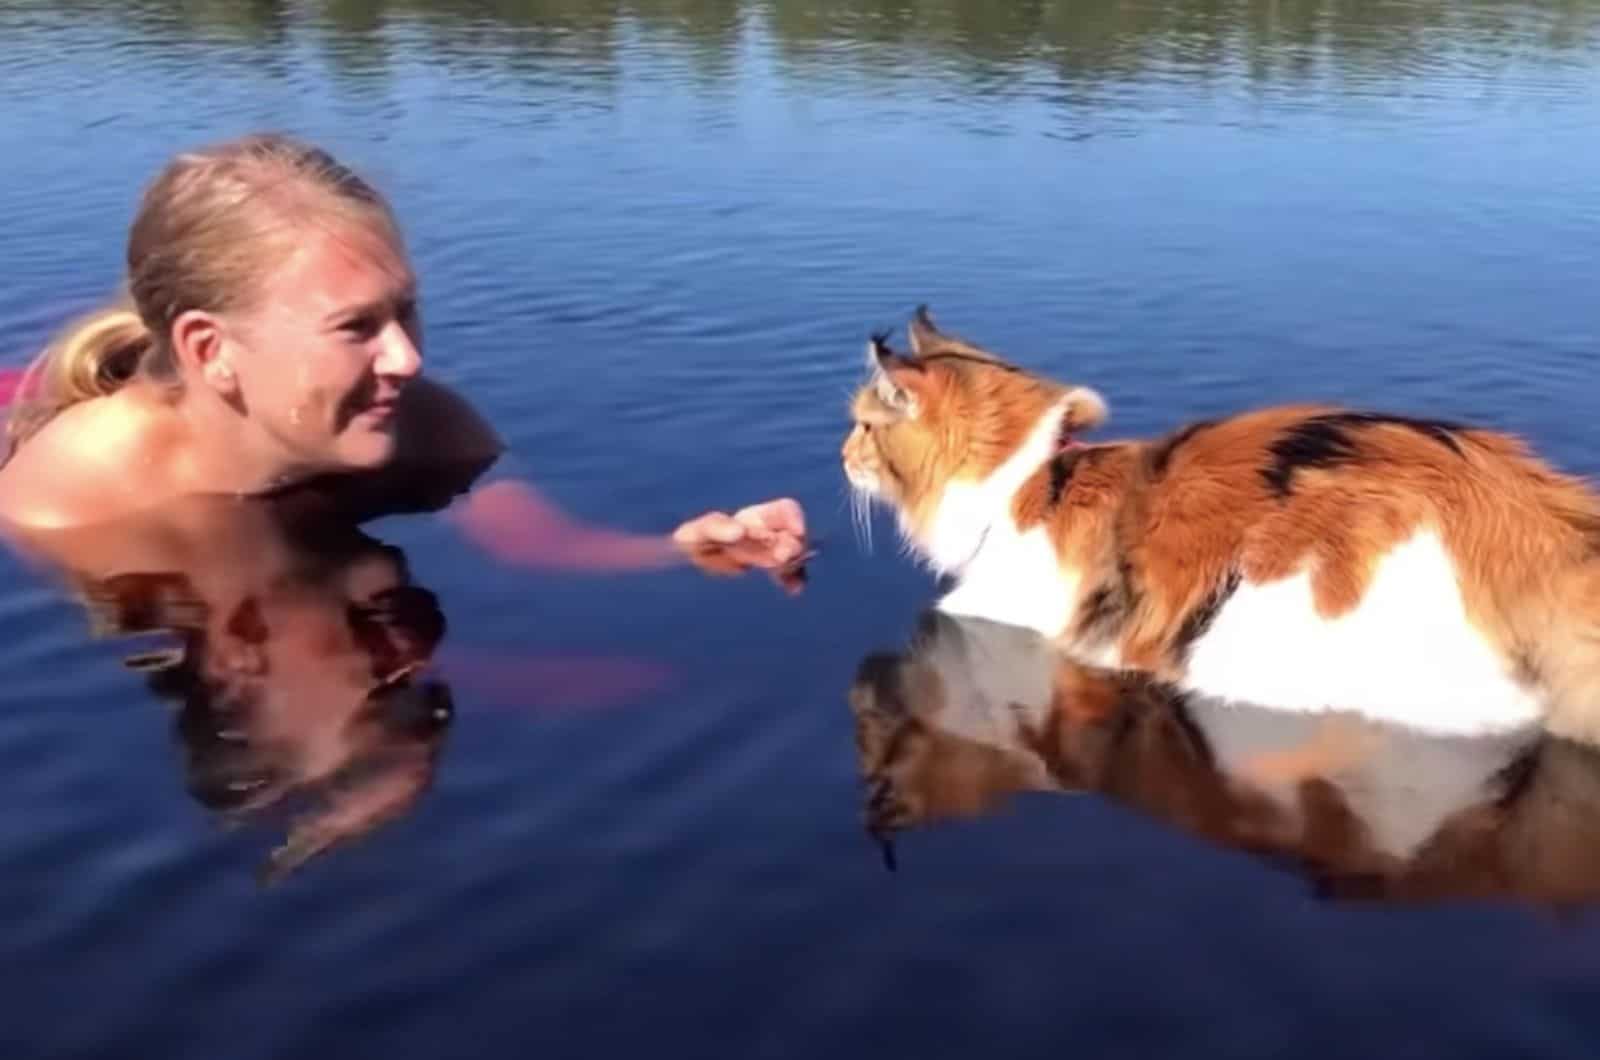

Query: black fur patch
<box><xmin>1073</xmin><ymin>556</ymin><xmax>1141</xmax><ymax>645</ymax></box>
<box><xmin>1149</xmin><ymin>420</ymin><xmax>1215</xmax><ymax>478</ymax></box>
<box><xmin>1261</xmin><ymin>412</ymin><xmax>1464</xmax><ymax>498</ymax></box>
<box><xmin>1047</xmin><ymin>448</ymin><xmax>1088</xmax><ymax>507</ymax></box>
<box><xmin>1336</xmin><ymin>411</ymin><xmax>1465</xmax><ymax>453</ymax></box>
<box><xmin>1172</xmin><ymin>568</ymin><xmax>1241</xmax><ymax>663</ymax></box>
<box><xmin>1074</xmin><ymin>586</ymin><xmax>1120</xmax><ymax>637</ymax></box>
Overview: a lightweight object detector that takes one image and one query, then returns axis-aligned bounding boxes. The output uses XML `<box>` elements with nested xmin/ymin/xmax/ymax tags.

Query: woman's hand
<box><xmin>671</xmin><ymin>497</ymin><xmax>812</xmax><ymax>594</ymax></box>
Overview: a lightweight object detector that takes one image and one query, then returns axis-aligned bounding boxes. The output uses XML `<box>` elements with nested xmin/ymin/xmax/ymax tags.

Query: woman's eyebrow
<box><xmin>321</xmin><ymin>285</ymin><xmax>418</xmax><ymax>324</ymax></box>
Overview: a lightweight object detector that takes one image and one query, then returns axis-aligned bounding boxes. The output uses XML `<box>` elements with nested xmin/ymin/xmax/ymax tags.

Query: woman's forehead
<box><xmin>257</xmin><ymin>224</ymin><xmax>414</xmax><ymax>313</ymax></box>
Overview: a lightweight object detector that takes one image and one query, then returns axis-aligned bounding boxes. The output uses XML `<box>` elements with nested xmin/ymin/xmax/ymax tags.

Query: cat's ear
<box><xmin>1062</xmin><ymin>386</ymin><xmax>1109</xmax><ymax>432</ymax></box>
<box><xmin>907</xmin><ymin>303</ymin><xmax>947</xmax><ymax>356</ymax></box>
<box><xmin>867</xmin><ymin>332</ymin><xmax>925</xmax><ymax>418</ymax></box>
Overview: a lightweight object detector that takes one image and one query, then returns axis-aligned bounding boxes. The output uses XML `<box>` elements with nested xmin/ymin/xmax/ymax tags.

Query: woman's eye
<box><xmin>340</xmin><ymin>316</ymin><xmax>378</xmax><ymax>339</ymax></box>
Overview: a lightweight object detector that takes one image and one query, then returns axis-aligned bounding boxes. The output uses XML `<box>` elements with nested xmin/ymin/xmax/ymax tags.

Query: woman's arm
<box><xmin>443</xmin><ymin>480</ymin><xmax>810</xmax><ymax>583</ymax></box>
<box><xmin>396</xmin><ymin>377</ymin><xmax>812</xmax><ymax>584</ymax></box>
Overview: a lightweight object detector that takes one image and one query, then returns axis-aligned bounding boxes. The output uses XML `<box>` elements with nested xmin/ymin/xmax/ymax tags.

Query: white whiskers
<box><xmin>848</xmin><ymin>483</ymin><xmax>875</xmax><ymax>554</ymax></box>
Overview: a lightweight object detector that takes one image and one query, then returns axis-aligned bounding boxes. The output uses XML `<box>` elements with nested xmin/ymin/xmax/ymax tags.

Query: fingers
<box><xmin>733</xmin><ymin>497</ymin><xmax>806</xmax><ymax>538</ymax></box>
<box><xmin>674</xmin><ymin>499</ymin><xmax>814</xmax><ymax>595</ymax></box>
<box><xmin>671</xmin><ymin>511</ymin><xmax>747</xmax><ymax>548</ymax></box>
<box><xmin>675</xmin><ymin>499</ymin><xmax>809</xmax><ymax>552</ymax></box>
<box><xmin>679</xmin><ymin>548</ymin><xmax>747</xmax><ymax>577</ymax></box>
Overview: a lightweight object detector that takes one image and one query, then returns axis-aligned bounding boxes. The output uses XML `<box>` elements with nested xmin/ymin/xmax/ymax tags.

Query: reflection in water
<box><xmin>97</xmin><ymin>529</ymin><xmax>451</xmax><ymax>883</ymax></box>
<box><xmin>2</xmin><ymin>0</ymin><xmax>1593</xmax><ymax>95</ymax></box>
<box><xmin>4</xmin><ymin>471</ymin><xmax>472</xmax><ymax>883</ymax></box>
<box><xmin>0</xmin><ymin>456</ymin><xmax>690</xmax><ymax>882</ymax></box>
<box><xmin>850</xmin><ymin>611</ymin><xmax>1600</xmax><ymax>905</ymax></box>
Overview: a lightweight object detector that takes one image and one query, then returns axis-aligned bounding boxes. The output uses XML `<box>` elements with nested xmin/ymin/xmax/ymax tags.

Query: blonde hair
<box><xmin>4</xmin><ymin>132</ymin><xmax>402</xmax><ymax>456</ymax></box>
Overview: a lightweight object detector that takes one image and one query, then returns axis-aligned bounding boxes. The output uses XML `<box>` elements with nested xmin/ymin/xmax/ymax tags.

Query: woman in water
<box><xmin>0</xmin><ymin>132</ymin><xmax>807</xmax><ymax>580</ymax></box>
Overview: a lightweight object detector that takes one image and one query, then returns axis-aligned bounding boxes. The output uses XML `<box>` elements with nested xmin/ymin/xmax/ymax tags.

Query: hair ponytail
<box><xmin>46</xmin><ymin>301</ymin><xmax>152</xmax><ymax>403</ymax></box>
<box><xmin>3</xmin><ymin>299</ymin><xmax>156</xmax><ymax>459</ymax></box>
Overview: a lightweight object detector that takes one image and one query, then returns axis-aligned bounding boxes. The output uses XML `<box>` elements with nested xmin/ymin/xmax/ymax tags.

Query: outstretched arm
<box><xmin>388</xmin><ymin>377</ymin><xmax>813</xmax><ymax>586</ymax></box>
<box><xmin>443</xmin><ymin>479</ymin><xmax>811</xmax><ymax>589</ymax></box>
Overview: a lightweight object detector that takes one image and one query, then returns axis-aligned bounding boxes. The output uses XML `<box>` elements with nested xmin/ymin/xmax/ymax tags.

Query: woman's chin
<box><xmin>334</xmin><ymin>427</ymin><xmax>401</xmax><ymax>470</ymax></box>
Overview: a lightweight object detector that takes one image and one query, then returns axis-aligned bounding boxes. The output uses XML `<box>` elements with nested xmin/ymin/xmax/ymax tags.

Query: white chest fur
<box><xmin>935</xmin><ymin>520</ymin><xmax>1080</xmax><ymax>636</ymax></box>
<box><xmin>1182</xmin><ymin>530</ymin><xmax>1543</xmax><ymax>737</ymax></box>
<box><xmin>921</xmin><ymin>399</ymin><xmax>1080</xmax><ymax>636</ymax></box>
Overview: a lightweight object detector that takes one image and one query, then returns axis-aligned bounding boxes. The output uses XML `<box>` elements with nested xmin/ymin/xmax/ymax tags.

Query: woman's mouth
<box><xmin>359</xmin><ymin>398</ymin><xmax>400</xmax><ymax>425</ymax></box>
<box><xmin>337</xmin><ymin>380</ymin><xmax>406</xmax><ymax>431</ymax></box>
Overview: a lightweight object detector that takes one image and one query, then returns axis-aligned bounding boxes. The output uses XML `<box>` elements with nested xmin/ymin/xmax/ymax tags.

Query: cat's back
<box><xmin>1102</xmin><ymin>402</ymin><xmax>1600</xmax><ymax>738</ymax></box>
<box><xmin>1141</xmin><ymin>402</ymin><xmax>1528</xmax><ymax>499</ymax></box>
<box><xmin>1131</xmin><ymin>401</ymin><xmax>1600</xmax><ymax>575</ymax></box>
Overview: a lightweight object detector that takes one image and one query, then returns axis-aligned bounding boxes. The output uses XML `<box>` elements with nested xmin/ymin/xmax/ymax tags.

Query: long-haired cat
<box><xmin>841</xmin><ymin>306</ymin><xmax>1600</xmax><ymax>742</ymax></box>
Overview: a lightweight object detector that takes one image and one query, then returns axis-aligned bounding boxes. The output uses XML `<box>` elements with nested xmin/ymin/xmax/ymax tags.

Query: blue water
<box><xmin>3</xmin><ymin>2</ymin><xmax>1600</xmax><ymax>1056</ymax></box>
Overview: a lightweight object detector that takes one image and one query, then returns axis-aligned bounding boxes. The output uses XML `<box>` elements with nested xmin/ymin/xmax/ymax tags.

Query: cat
<box><xmin>842</xmin><ymin>305</ymin><xmax>1600</xmax><ymax>743</ymax></box>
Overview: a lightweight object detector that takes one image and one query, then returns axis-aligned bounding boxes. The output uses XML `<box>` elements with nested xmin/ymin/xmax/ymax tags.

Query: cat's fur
<box><xmin>842</xmin><ymin>306</ymin><xmax>1600</xmax><ymax>742</ymax></box>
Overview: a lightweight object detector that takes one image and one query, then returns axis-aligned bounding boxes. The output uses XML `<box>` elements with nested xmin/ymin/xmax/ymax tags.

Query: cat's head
<box><xmin>840</xmin><ymin>305</ymin><xmax>1107</xmax><ymax>537</ymax></box>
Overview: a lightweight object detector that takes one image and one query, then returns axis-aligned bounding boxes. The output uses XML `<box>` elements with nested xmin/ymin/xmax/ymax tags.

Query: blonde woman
<box><xmin>0</xmin><ymin>132</ymin><xmax>807</xmax><ymax>582</ymax></box>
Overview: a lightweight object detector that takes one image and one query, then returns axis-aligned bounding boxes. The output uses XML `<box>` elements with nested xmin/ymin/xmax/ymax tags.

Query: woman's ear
<box><xmin>172</xmin><ymin>309</ymin><xmax>239</xmax><ymax>396</ymax></box>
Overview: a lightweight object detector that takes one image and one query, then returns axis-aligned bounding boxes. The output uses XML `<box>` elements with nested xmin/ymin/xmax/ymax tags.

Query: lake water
<box><xmin>3</xmin><ymin>1</ymin><xmax>1600</xmax><ymax>1056</ymax></box>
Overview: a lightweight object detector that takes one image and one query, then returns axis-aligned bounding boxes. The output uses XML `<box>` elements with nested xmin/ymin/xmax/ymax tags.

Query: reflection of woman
<box><xmin>85</xmin><ymin>519</ymin><xmax>451</xmax><ymax>882</ymax></box>
<box><xmin>24</xmin><ymin>479</ymin><xmax>458</xmax><ymax>881</ymax></box>
<box><xmin>6</xmin><ymin>430</ymin><xmax>679</xmax><ymax>880</ymax></box>
<box><xmin>852</xmin><ymin>610</ymin><xmax>1600</xmax><ymax>905</ymax></box>
<box><xmin>0</xmin><ymin>132</ymin><xmax>807</xmax><ymax>587</ymax></box>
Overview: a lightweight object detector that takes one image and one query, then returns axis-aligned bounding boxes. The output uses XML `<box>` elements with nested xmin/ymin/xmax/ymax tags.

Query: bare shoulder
<box><xmin>396</xmin><ymin>376</ymin><xmax>505</xmax><ymax>467</ymax></box>
<box><xmin>0</xmin><ymin>395</ymin><xmax>169</xmax><ymax>530</ymax></box>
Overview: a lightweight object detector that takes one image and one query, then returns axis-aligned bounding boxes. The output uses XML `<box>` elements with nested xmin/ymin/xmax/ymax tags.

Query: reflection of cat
<box><xmin>850</xmin><ymin>610</ymin><xmax>1600</xmax><ymax>905</ymax></box>
<box><xmin>842</xmin><ymin>306</ymin><xmax>1600</xmax><ymax>742</ymax></box>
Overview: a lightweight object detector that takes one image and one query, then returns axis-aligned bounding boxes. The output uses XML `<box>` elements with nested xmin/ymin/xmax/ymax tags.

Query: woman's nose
<box><xmin>375</xmin><ymin>322</ymin><xmax>422</xmax><ymax>379</ymax></box>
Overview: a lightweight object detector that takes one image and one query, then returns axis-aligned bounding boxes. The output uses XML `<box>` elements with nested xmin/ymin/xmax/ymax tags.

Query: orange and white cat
<box><xmin>842</xmin><ymin>306</ymin><xmax>1600</xmax><ymax>743</ymax></box>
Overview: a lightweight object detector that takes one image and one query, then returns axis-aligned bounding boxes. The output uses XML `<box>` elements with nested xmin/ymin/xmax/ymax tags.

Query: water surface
<box><xmin>3</xmin><ymin>2</ymin><xmax>1600</xmax><ymax>1057</ymax></box>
